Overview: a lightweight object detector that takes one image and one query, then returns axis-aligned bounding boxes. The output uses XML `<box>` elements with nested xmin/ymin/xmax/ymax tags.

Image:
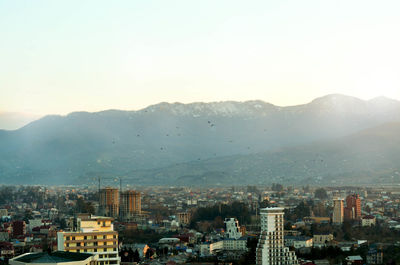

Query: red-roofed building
<box><xmin>12</xmin><ymin>221</ymin><xmax>26</xmax><ymax>238</ymax></box>
<box><xmin>0</xmin><ymin>241</ymin><xmax>14</xmax><ymax>259</ymax></box>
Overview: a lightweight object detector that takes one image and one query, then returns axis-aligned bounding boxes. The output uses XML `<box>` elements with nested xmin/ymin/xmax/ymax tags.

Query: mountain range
<box><xmin>1</xmin><ymin>94</ymin><xmax>400</xmax><ymax>186</ymax></box>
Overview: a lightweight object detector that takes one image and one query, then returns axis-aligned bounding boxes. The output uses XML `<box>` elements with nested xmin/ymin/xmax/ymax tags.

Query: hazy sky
<box><xmin>1</xmin><ymin>0</ymin><xmax>400</xmax><ymax>115</ymax></box>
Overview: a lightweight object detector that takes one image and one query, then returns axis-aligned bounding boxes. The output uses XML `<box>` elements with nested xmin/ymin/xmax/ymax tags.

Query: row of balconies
<box><xmin>65</xmin><ymin>238</ymin><xmax>117</xmax><ymax>244</ymax></box>
<box><xmin>65</xmin><ymin>244</ymin><xmax>118</xmax><ymax>250</ymax></box>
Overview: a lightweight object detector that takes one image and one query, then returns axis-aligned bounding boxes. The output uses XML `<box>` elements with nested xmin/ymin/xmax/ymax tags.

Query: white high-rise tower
<box><xmin>256</xmin><ymin>207</ymin><xmax>298</xmax><ymax>265</ymax></box>
<box><xmin>332</xmin><ymin>198</ymin><xmax>344</xmax><ymax>224</ymax></box>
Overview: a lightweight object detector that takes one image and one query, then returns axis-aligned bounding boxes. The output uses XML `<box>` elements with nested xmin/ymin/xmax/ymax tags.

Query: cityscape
<box><xmin>2</xmin><ymin>1</ymin><xmax>400</xmax><ymax>265</ymax></box>
<box><xmin>0</xmin><ymin>184</ymin><xmax>400</xmax><ymax>264</ymax></box>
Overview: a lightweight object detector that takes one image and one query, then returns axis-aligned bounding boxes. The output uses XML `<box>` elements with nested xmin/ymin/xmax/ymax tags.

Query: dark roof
<box><xmin>14</xmin><ymin>251</ymin><xmax>94</xmax><ymax>263</ymax></box>
<box><xmin>362</xmin><ymin>215</ymin><xmax>375</xmax><ymax>219</ymax></box>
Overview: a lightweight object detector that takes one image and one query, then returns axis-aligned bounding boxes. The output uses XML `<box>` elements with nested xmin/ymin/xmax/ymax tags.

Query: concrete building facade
<box><xmin>119</xmin><ymin>190</ymin><xmax>141</xmax><ymax>220</ymax></box>
<box><xmin>344</xmin><ymin>194</ymin><xmax>361</xmax><ymax>221</ymax></box>
<box><xmin>256</xmin><ymin>207</ymin><xmax>298</xmax><ymax>265</ymax></box>
<box><xmin>57</xmin><ymin>215</ymin><xmax>120</xmax><ymax>265</ymax></box>
<box><xmin>333</xmin><ymin>199</ymin><xmax>344</xmax><ymax>224</ymax></box>
<box><xmin>224</xmin><ymin>218</ymin><xmax>242</xmax><ymax>239</ymax></box>
<box><xmin>99</xmin><ymin>188</ymin><xmax>119</xmax><ymax>218</ymax></box>
<box><xmin>361</xmin><ymin>215</ymin><xmax>376</xmax><ymax>227</ymax></box>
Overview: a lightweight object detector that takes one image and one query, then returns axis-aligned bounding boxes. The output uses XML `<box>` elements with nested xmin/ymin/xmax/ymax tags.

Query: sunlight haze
<box><xmin>1</xmin><ymin>0</ymin><xmax>400</xmax><ymax>115</ymax></box>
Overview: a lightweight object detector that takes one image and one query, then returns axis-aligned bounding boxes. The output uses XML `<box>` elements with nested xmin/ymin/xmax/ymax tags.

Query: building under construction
<box><xmin>119</xmin><ymin>190</ymin><xmax>141</xmax><ymax>220</ymax></box>
<box><xmin>99</xmin><ymin>187</ymin><xmax>120</xmax><ymax>218</ymax></box>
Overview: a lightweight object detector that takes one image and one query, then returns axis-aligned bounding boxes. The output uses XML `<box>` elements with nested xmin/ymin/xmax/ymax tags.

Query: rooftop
<box><xmin>260</xmin><ymin>207</ymin><xmax>285</xmax><ymax>212</ymax></box>
<box><xmin>13</xmin><ymin>251</ymin><xmax>94</xmax><ymax>263</ymax></box>
<box><xmin>77</xmin><ymin>214</ymin><xmax>113</xmax><ymax>221</ymax></box>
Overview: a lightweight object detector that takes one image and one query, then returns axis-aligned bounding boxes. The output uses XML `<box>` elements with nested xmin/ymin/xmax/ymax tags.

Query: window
<box><xmin>72</xmin><ymin>237</ymin><xmax>75</xmax><ymax>240</ymax></box>
<box><xmin>113</xmin><ymin>235</ymin><xmax>116</xmax><ymax>239</ymax></box>
<box><xmin>94</xmin><ymin>249</ymin><xmax>97</xmax><ymax>252</ymax></box>
<box><xmin>104</xmin><ymin>248</ymin><xmax>107</xmax><ymax>252</ymax></box>
<box><xmin>66</xmin><ymin>243</ymin><xmax>69</xmax><ymax>247</ymax></box>
<box><xmin>67</xmin><ymin>236</ymin><xmax>70</xmax><ymax>240</ymax></box>
<box><xmin>84</xmin><ymin>236</ymin><xmax>87</xmax><ymax>240</ymax></box>
<box><xmin>94</xmin><ymin>236</ymin><xmax>97</xmax><ymax>239</ymax></box>
<box><xmin>103</xmin><ymin>221</ymin><xmax>106</xmax><ymax>226</ymax></box>
<box><xmin>77</xmin><ymin>243</ymin><xmax>81</xmax><ymax>247</ymax></box>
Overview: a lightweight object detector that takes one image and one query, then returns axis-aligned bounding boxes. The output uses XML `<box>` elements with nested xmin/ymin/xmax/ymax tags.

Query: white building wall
<box><xmin>256</xmin><ymin>207</ymin><xmax>298</xmax><ymax>265</ymax></box>
<box><xmin>224</xmin><ymin>218</ymin><xmax>242</xmax><ymax>239</ymax></box>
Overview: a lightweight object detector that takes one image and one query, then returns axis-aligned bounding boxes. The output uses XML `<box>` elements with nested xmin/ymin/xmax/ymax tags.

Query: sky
<box><xmin>1</xmin><ymin>0</ymin><xmax>400</xmax><ymax>115</ymax></box>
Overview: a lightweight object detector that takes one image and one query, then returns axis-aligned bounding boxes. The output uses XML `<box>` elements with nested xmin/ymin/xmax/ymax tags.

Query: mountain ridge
<box><xmin>1</xmin><ymin>94</ymin><xmax>400</xmax><ymax>185</ymax></box>
<box><xmin>121</xmin><ymin>122</ymin><xmax>400</xmax><ymax>186</ymax></box>
<box><xmin>6</xmin><ymin>94</ymin><xmax>399</xmax><ymax>131</ymax></box>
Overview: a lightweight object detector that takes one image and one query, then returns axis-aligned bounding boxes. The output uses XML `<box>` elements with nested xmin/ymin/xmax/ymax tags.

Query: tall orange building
<box><xmin>119</xmin><ymin>190</ymin><xmax>141</xmax><ymax>220</ymax></box>
<box><xmin>99</xmin><ymin>188</ymin><xmax>119</xmax><ymax>218</ymax></box>
<box><xmin>344</xmin><ymin>194</ymin><xmax>361</xmax><ymax>220</ymax></box>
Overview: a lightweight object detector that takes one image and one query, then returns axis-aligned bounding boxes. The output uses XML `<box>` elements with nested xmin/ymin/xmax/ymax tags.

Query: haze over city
<box><xmin>1</xmin><ymin>1</ymin><xmax>400</xmax><ymax>265</ymax></box>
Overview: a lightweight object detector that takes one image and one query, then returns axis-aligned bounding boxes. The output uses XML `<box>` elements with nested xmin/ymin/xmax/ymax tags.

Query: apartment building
<box><xmin>99</xmin><ymin>188</ymin><xmax>119</xmax><ymax>218</ymax></box>
<box><xmin>344</xmin><ymin>194</ymin><xmax>362</xmax><ymax>221</ymax></box>
<box><xmin>256</xmin><ymin>207</ymin><xmax>298</xmax><ymax>265</ymax></box>
<box><xmin>57</xmin><ymin>214</ymin><xmax>119</xmax><ymax>265</ymax></box>
<box><xmin>224</xmin><ymin>218</ymin><xmax>242</xmax><ymax>239</ymax></box>
<box><xmin>119</xmin><ymin>190</ymin><xmax>141</xmax><ymax>220</ymax></box>
<box><xmin>333</xmin><ymin>199</ymin><xmax>344</xmax><ymax>224</ymax></box>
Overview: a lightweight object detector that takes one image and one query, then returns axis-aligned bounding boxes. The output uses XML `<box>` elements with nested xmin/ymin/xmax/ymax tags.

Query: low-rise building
<box><xmin>12</xmin><ymin>221</ymin><xmax>26</xmax><ymax>238</ymax></box>
<box><xmin>223</xmin><ymin>237</ymin><xmax>247</xmax><ymax>251</ymax></box>
<box><xmin>0</xmin><ymin>241</ymin><xmax>14</xmax><ymax>259</ymax></box>
<box><xmin>10</xmin><ymin>251</ymin><xmax>98</xmax><ymax>265</ymax></box>
<box><xmin>313</xmin><ymin>234</ymin><xmax>334</xmax><ymax>248</ymax></box>
<box><xmin>285</xmin><ymin>236</ymin><xmax>313</xmax><ymax>249</ymax></box>
<box><xmin>345</xmin><ymin>255</ymin><xmax>363</xmax><ymax>265</ymax></box>
<box><xmin>366</xmin><ymin>249</ymin><xmax>383</xmax><ymax>265</ymax></box>
<box><xmin>200</xmin><ymin>241</ymin><xmax>223</xmax><ymax>256</ymax></box>
<box><xmin>177</xmin><ymin>212</ymin><xmax>192</xmax><ymax>226</ymax></box>
<box><xmin>361</xmin><ymin>215</ymin><xmax>376</xmax><ymax>227</ymax></box>
<box><xmin>303</xmin><ymin>217</ymin><xmax>330</xmax><ymax>225</ymax></box>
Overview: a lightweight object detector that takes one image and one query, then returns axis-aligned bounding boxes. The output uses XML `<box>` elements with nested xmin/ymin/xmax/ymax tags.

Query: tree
<box><xmin>75</xmin><ymin>198</ymin><xmax>95</xmax><ymax>214</ymax></box>
<box><xmin>133</xmin><ymin>250</ymin><xmax>140</xmax><ymax>262</ymax></box>
<box><xmin>213</xmin><ymin>216</ymin><xmax>224</xmax><ymax>228</ymax></box>
<box><xmin>145</xmin><ymin>248</ymin><xmax>154</xmax><ymax>259</ymax></box>
<box><xmin>315</xmin><ymin>188</ymin><xmax>328</xmax><ymax>200</ymax></box>
<box><xmin>313</xmin><ymin>202</ymin><xmax>328</xmax><ymax>216</ymax></box>
<box><xmin>59</xmin><ymin>218</ymin><xmax>67</xmax><ymax>229</ymax></box>
<box><xmin>260</xmin><ymin>200</ymin><xmax>270</xmax><ymax>208</ymax></box>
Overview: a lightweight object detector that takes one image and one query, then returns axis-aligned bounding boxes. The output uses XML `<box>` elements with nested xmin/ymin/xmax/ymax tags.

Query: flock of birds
<box><xmin>108</xmin><ymin>119</ymin><xmax>253</xmax><ymax>162</ymax></box>
<box><xmin>108</xmin><ymin>119</ymin><xmax>328</xmax><ymax>169</ymax></box>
